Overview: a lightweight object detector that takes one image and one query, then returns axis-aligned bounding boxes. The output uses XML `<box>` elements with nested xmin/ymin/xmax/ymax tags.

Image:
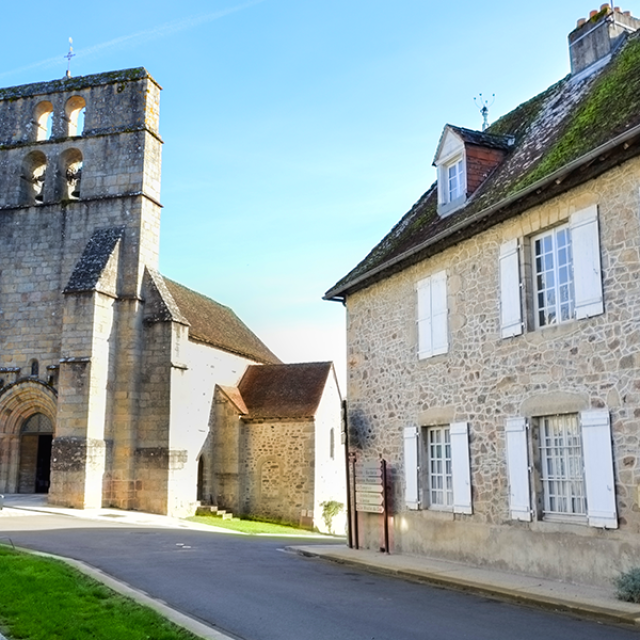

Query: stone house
<box><xmin>0</xmin><ymin>68</ymin><xmax>344</xmax><ymax>522</ymax></box>
<box><xmin>325</xmin><ymin>6</ymin><xmax>640</xmax><ymax>585</ymax></box>
<box><xmin>207</xmin><ymin>361</ymin><xmax>346</xmax><ymax>533</ymax></box>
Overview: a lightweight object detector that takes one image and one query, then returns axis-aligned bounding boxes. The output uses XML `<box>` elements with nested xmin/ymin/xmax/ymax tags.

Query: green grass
<box><xmin>186</xmin><ymin>514</ymin><xmax>318</xmax><ymax>535</ymax></box>
<box><xmin>0</xmin><ymin>546</ymin><xmax>200</xmax><ymax>640</ymax></box>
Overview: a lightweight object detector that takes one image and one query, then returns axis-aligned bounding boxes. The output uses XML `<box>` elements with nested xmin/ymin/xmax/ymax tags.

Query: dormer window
<box><xmin>433</xmin><ymin>124</ymin><xmax>513</xmax><ymax>218</ymax></box>
<box><xmin>447</xmin><ymin>157</ymin><xmax>465</xmax><ymax>202</ymax></box>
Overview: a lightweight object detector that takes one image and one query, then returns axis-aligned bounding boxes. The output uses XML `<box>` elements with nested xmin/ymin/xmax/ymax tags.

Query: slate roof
<box><xmin>325</xmin><ymin>30</ymin><xmax>640</xmax><ymax>301</ymax></box>
<box><xmin>163</xmin><ymin>278</ymin><xmax>281</xmax><ymax>365</ymax></box>
<box><xmin>64</xmin><ymin>226</ymin><xmax>125</xmax><ymax>293</ymax></box>
<box><xmin>237</xmin><ymin>362</ymin><xmax>333</xmax><ymax>419</ymax></box>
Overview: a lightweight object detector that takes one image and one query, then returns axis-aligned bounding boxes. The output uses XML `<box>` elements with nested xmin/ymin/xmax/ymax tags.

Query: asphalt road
<box><xmin>0</xmin><ymin>514</ymin><xmax>637</xmax><ymax>640</ymax></box>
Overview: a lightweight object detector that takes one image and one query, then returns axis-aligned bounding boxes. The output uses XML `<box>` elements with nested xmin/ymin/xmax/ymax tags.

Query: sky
<box><xmin>1</xmin><ymin>1</ymin><xmax>632</xmax><ymax>388</ymax></box>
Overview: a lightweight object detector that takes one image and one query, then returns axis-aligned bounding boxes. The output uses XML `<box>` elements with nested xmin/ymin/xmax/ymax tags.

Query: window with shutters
<box><xmin>417</xmin><ymin>271</ymin><xmax>448</xmax><ymax>359</ymax></box>
<box><xmin>505</xmin><ymin>409</ymin><xmax>617</xmax><ymax>528</ymax></box>
<box><xmin>498</xmin><ymin>205</ymin><xmax>603</xmax><ymax>338</ymax></box>
<box><xmin>404</xmin><ymin>422</ymin><xmax>472</xmax><ymax>514</ymax></box>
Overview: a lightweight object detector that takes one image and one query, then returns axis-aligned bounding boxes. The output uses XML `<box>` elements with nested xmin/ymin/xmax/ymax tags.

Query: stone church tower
<box><xmin>0</xmin><ymin>68</ymin><xmax>345</xmax><ymax>525</ymax></box>
<box><xmin>0</xmin><ymin>68</ymin><xmax>178</xmax><ymax>512</ymax></box>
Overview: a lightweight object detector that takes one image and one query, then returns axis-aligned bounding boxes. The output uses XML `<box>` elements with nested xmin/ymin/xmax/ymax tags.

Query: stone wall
<box><xmin>345</xmin><ymin>154</ymin><xmax>640</xmax><ymax>585</ymax></box>
<box><xmin>239</xmin><ymin>419</ymin><xmax>316</xmax><ymax>525</ymax></box>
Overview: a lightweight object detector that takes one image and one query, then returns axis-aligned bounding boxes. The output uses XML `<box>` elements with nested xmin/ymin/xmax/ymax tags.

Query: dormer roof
<box><xmin>432</xmin><ymin>125</ymin><xmax>514</xmax><ymax>166</ymax></box>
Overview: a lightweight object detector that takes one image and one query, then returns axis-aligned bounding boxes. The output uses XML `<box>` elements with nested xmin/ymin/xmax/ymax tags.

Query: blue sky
<box><xmin>1</xmin><ymin>1</ymin><xmax>628</xmax><ymax>386</ymax></box>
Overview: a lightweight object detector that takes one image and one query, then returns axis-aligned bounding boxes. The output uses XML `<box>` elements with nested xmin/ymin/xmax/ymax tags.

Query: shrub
<box><xmin>320</xmin><ymin>500</ymin><xmax>344</xmax><ymax>534</ymax></box>
<box><xmin>615</xmin><ymin>567</ymin><xmax>640</xmax><ymax>602</ymax></box>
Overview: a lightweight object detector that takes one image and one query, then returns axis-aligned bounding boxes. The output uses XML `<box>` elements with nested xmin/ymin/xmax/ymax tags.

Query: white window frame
<box><xmin>531</xmin><ymin>224</ymin><xmax>575</xmax><ymax>328</ymax></box>
<box><xmin>437</xmin><ymin>151</ymin><xmax>467</xmax><ymax>216</ymax></box>
<box><xmin>426</xmin><ymin>425</ymin><xmax>453</xmax><ymax>510</ymax></box>
<box><xmin>538</xmin><ymin>414</ymin><xmax>587</xmax><ymax>521</ymax></box>
<box><xmin>416</xmin><ymin>270</ymin><xmax>448</xmax><ymax>359</ymax></box>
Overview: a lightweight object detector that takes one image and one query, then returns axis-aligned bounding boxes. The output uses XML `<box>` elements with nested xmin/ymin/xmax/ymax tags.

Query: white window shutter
<box><xmin>571</xmin><ymin>205</ymin><xmax>604</xmax><ymax>319</ymax></box>
<box><xmin>581</xmin><ymin>409</ymin><xmax>618</xmax><ymax>529</ymax></box>
<box><xmin>505</xmin><ymin>418</ymin><xmax>531</xmax><ymax>521</ymax></box>
<box><xmin>450</xmin><ymin>422</ymin><xmax>472</xmax><ymax>514</ymax></box>
<box><xmin>431</xmin><ymin>271</ymin><xmax>449</xmax><ymax>356</ymax></box>
<box><xmin>499</xmin><ymin>239</ymin><xmax>523</xmax><ymax>338</ymax></box>
<box><xmin>417</xmin><ymin>278</ymin><xmax>433</xmax><ymax>358</ymax></box>
<box><xmin>403</xmin><ymin>426</ymin><xmax>420</xmax><ymax>510</ymax></box>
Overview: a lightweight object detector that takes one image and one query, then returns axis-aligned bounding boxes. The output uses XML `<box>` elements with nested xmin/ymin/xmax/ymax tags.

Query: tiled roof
<box><xmin>237</xmin><ymin>362</ymin><xmax>333</xmax><ymax>419</ymax></box>
<box><xmin>326</xmin><ymin>31</ymin><xmax>640</xmax><ymax>300</ymax></box>
<box><xmin>435</xmin><ymin>125</ymin><xmax>514</xmax><ymax>161</ymax></box>
<box><xmin>163</xmin><ymin>278</ymin><xmax>281</xmax><ymax>365</ymax></box>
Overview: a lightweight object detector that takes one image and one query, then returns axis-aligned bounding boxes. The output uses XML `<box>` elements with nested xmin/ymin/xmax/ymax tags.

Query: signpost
<box><xmin>352</xmin><ymin>458</ymin><xmax>389</xmax><ymax>553</ymax></box>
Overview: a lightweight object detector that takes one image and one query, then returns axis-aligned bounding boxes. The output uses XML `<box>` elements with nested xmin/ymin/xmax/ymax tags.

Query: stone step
<box><xmin>194</xmin><ymin>505</ymin><xmax>234</xmax><ymax>520</ymax></box>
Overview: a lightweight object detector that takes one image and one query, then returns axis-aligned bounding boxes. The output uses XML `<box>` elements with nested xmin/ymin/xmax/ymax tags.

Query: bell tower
<box><xmin>0</xmin><ymin>68</ymin><xmax>164</xmax><ymax>508</ymax></box>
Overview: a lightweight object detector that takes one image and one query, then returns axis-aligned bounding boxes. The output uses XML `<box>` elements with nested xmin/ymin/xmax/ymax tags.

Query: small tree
<box><xmin>320</xmin><ymin>500</ymin><xmax>344</xmax><ymax>534</ymax></box>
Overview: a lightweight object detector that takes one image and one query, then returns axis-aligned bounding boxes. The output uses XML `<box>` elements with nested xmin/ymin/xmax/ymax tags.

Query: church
<box><xmin>0</xmin><ymin>68</ymin><xmax>344</xmax><ymax>527</ymax></box>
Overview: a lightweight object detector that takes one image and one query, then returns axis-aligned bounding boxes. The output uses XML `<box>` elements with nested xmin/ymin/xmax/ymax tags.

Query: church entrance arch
<box><xmin>18</xmin><ymin>414</ymin><xmax>53</xmax><ymax>493</ymax></box>
<box><xmin>0</xmin><ymin>380</ymin><xmax>57</xmax><ymax>494</ymax></box>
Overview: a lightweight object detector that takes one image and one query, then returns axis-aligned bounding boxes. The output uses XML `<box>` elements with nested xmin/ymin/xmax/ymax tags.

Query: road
<box><xmin>0</xmin><ymin>512</ymin><xmax>637</xmax><ymax>640</ymax></box>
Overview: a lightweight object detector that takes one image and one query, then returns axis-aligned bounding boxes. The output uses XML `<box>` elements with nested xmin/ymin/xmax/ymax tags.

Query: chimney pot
<box><xmin>590</xmin><ymin>9</ymin><xmax>599</xmax><ymax>18</ymax></box>
<box><xmin>624</xmin><ymin>10</ymin><xmax>631</xmax><ymax>16</ymax></box>
<box><xmin>614</xmin><ymin>6</ymin><xmax>621</xmax><ymax>11</ymax></box>
<box><xmin>577</xmin><ymin>17</ymin><xmax>587</xmax><ymax>27</ymax></box>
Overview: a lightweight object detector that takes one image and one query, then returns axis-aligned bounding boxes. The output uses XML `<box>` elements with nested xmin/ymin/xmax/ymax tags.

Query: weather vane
<box><xmin>64</xmin><ymin>37</ymin><xmax>75</xmax><ymax>78</ymax></box>
<box><xmin>474</xmin><ymin>93</ymin><xmax>495</xmax><ymax>131</ymax></box>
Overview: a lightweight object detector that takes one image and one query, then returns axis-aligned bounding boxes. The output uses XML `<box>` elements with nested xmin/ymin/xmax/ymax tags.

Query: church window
<box><xmin>30</xmin><ymin>359</ymin><xmax>39</xmax><ymax>378</ymax></box>
<box><xmin>20</xmin><ymin>151</ymin><xmax>48</xmax><ymax>205</ymax></box>
<box><xmin>65</xmin><ymin>96</ymin><xmax>86</xmax><ymax>137</ymax></box>
<box><xmin>60</xmin><ymin>148</ymin><xmax>83</xmax><ymax>200</ymax></box>
<box><xmin>33</xmin><ymin>101</ymin><xmax>54</xmax><ymax>141</ymax></box>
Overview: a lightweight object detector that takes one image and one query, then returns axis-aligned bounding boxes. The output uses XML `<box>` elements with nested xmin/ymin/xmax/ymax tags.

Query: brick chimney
<box><xmin>569</xmin><ymin>5</ymin><xmax>640</xmax><ymax>76</ymax></box>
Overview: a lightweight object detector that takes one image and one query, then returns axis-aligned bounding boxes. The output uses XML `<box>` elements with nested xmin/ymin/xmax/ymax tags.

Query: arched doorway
<box><xmin>18</xmin><ymin>413</ymin><xmax>53</xmax><ymax>493</ymax></box>
<box><xmin>0</xmin><ymin>380</ymin><xmax>57</xmax><ymax>494</ymax></box>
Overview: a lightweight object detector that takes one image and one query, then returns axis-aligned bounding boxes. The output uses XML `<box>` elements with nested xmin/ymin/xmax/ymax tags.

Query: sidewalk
<box><xmin>287</xmin><ymin>544</ymin><xmax>640</xmax><ymax>626</ymax></box>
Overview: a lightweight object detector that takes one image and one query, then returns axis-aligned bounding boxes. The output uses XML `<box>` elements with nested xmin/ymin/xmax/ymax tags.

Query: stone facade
<box><xmin>345</xmin><ymin>155</ymin><xmax>640</xmax><ymax>586</ymax></box>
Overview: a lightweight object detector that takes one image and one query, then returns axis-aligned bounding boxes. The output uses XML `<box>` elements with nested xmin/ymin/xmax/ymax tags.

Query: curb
<box><xmin>287</xmin><ymin>547</ymin><xmax>640</xmax><ymax>627</ymax></box>
<box><xmin>3</xmin><ymin>546</ymin><xmax>239</xmax><ymax>640</ymax></box>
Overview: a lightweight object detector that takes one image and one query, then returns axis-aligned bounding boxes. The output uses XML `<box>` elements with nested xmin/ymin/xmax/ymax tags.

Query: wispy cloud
<box><xmin>0</xmin><ymin>0</ymin><xmax>266</xmax><ymax>80</ymax></box>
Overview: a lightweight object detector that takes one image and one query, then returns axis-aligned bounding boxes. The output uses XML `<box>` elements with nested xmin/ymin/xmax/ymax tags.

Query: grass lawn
<box><xmin>186</xmin><ymin>514</ymin><xmax>321</xmax><ymax>535</ymax></box>
<box><xmin>0</xmin><ymin>546</ymin><xmax>200</xmax><ymax>640</ymax></box>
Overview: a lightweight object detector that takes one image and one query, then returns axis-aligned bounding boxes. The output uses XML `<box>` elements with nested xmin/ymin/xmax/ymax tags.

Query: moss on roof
<box><xmin>0</xmin><ymin>68</ymin><xmax>156</xmax><ymax>101</ymax></box>
<box><xmin>326</xmin><ymin>31</ymin><xmax>640</xmax><ymax>299</ymax></box>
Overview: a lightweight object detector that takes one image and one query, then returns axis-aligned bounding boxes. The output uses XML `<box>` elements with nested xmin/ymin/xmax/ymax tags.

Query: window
<box><xmin>417</xmin><ymin>270</ymin><xmax>448</xmax><ymax>359</ymax></box>
<box><xmin>505</xmin><ymin>409</ymin><xmax>617</xmax><ymax>528</ymax></box>
<box><xmin>404</xmin><ymin>422</ymin><xmax>472</xmax><ymax>513</ymax></box>
<box><xmin>30</xmin><ymin>359</ymin><xmax>39</xmax><ymax>378</ymax></box>
<box><xmin>427</xmin><ymin>426</ymin><xmax>452</xmax><ymax>509</ymax></box>
<box><xmin>33</xmin><ymin>101</ymin><xmax>54</xmax><ymax>141</ymax></box>
<box><xmin>532</xmin><ymin>226</ymin><xmax>574</xmax><ymax>327</ymax></box>
<box><xmin>59</xmin><ymin>148</ymin><xmax>83</xmax><ymax>200</ymax></box>
<box><xmin>447</xmin><ymin>159</ymin><xmax>465</xmax><ymax>202</ymax></box>
<box><xmin>499</xmin><ymin>205</ymin><xmax>603</xmax><ymax>338</ymax></box>
<box><xmin>65</xmin><ymin>96</ymin><xmax>86</xmax><ymax>137</ymax></box>
<box><xmin>20</xmin><ymin>151</ymin><xmax>48</xmax><ymax>205</ymax></box>
<box><xmin>538</xmin><ymin>414</ymin><xmax>586</xmax><ymax>517</ymax></box>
